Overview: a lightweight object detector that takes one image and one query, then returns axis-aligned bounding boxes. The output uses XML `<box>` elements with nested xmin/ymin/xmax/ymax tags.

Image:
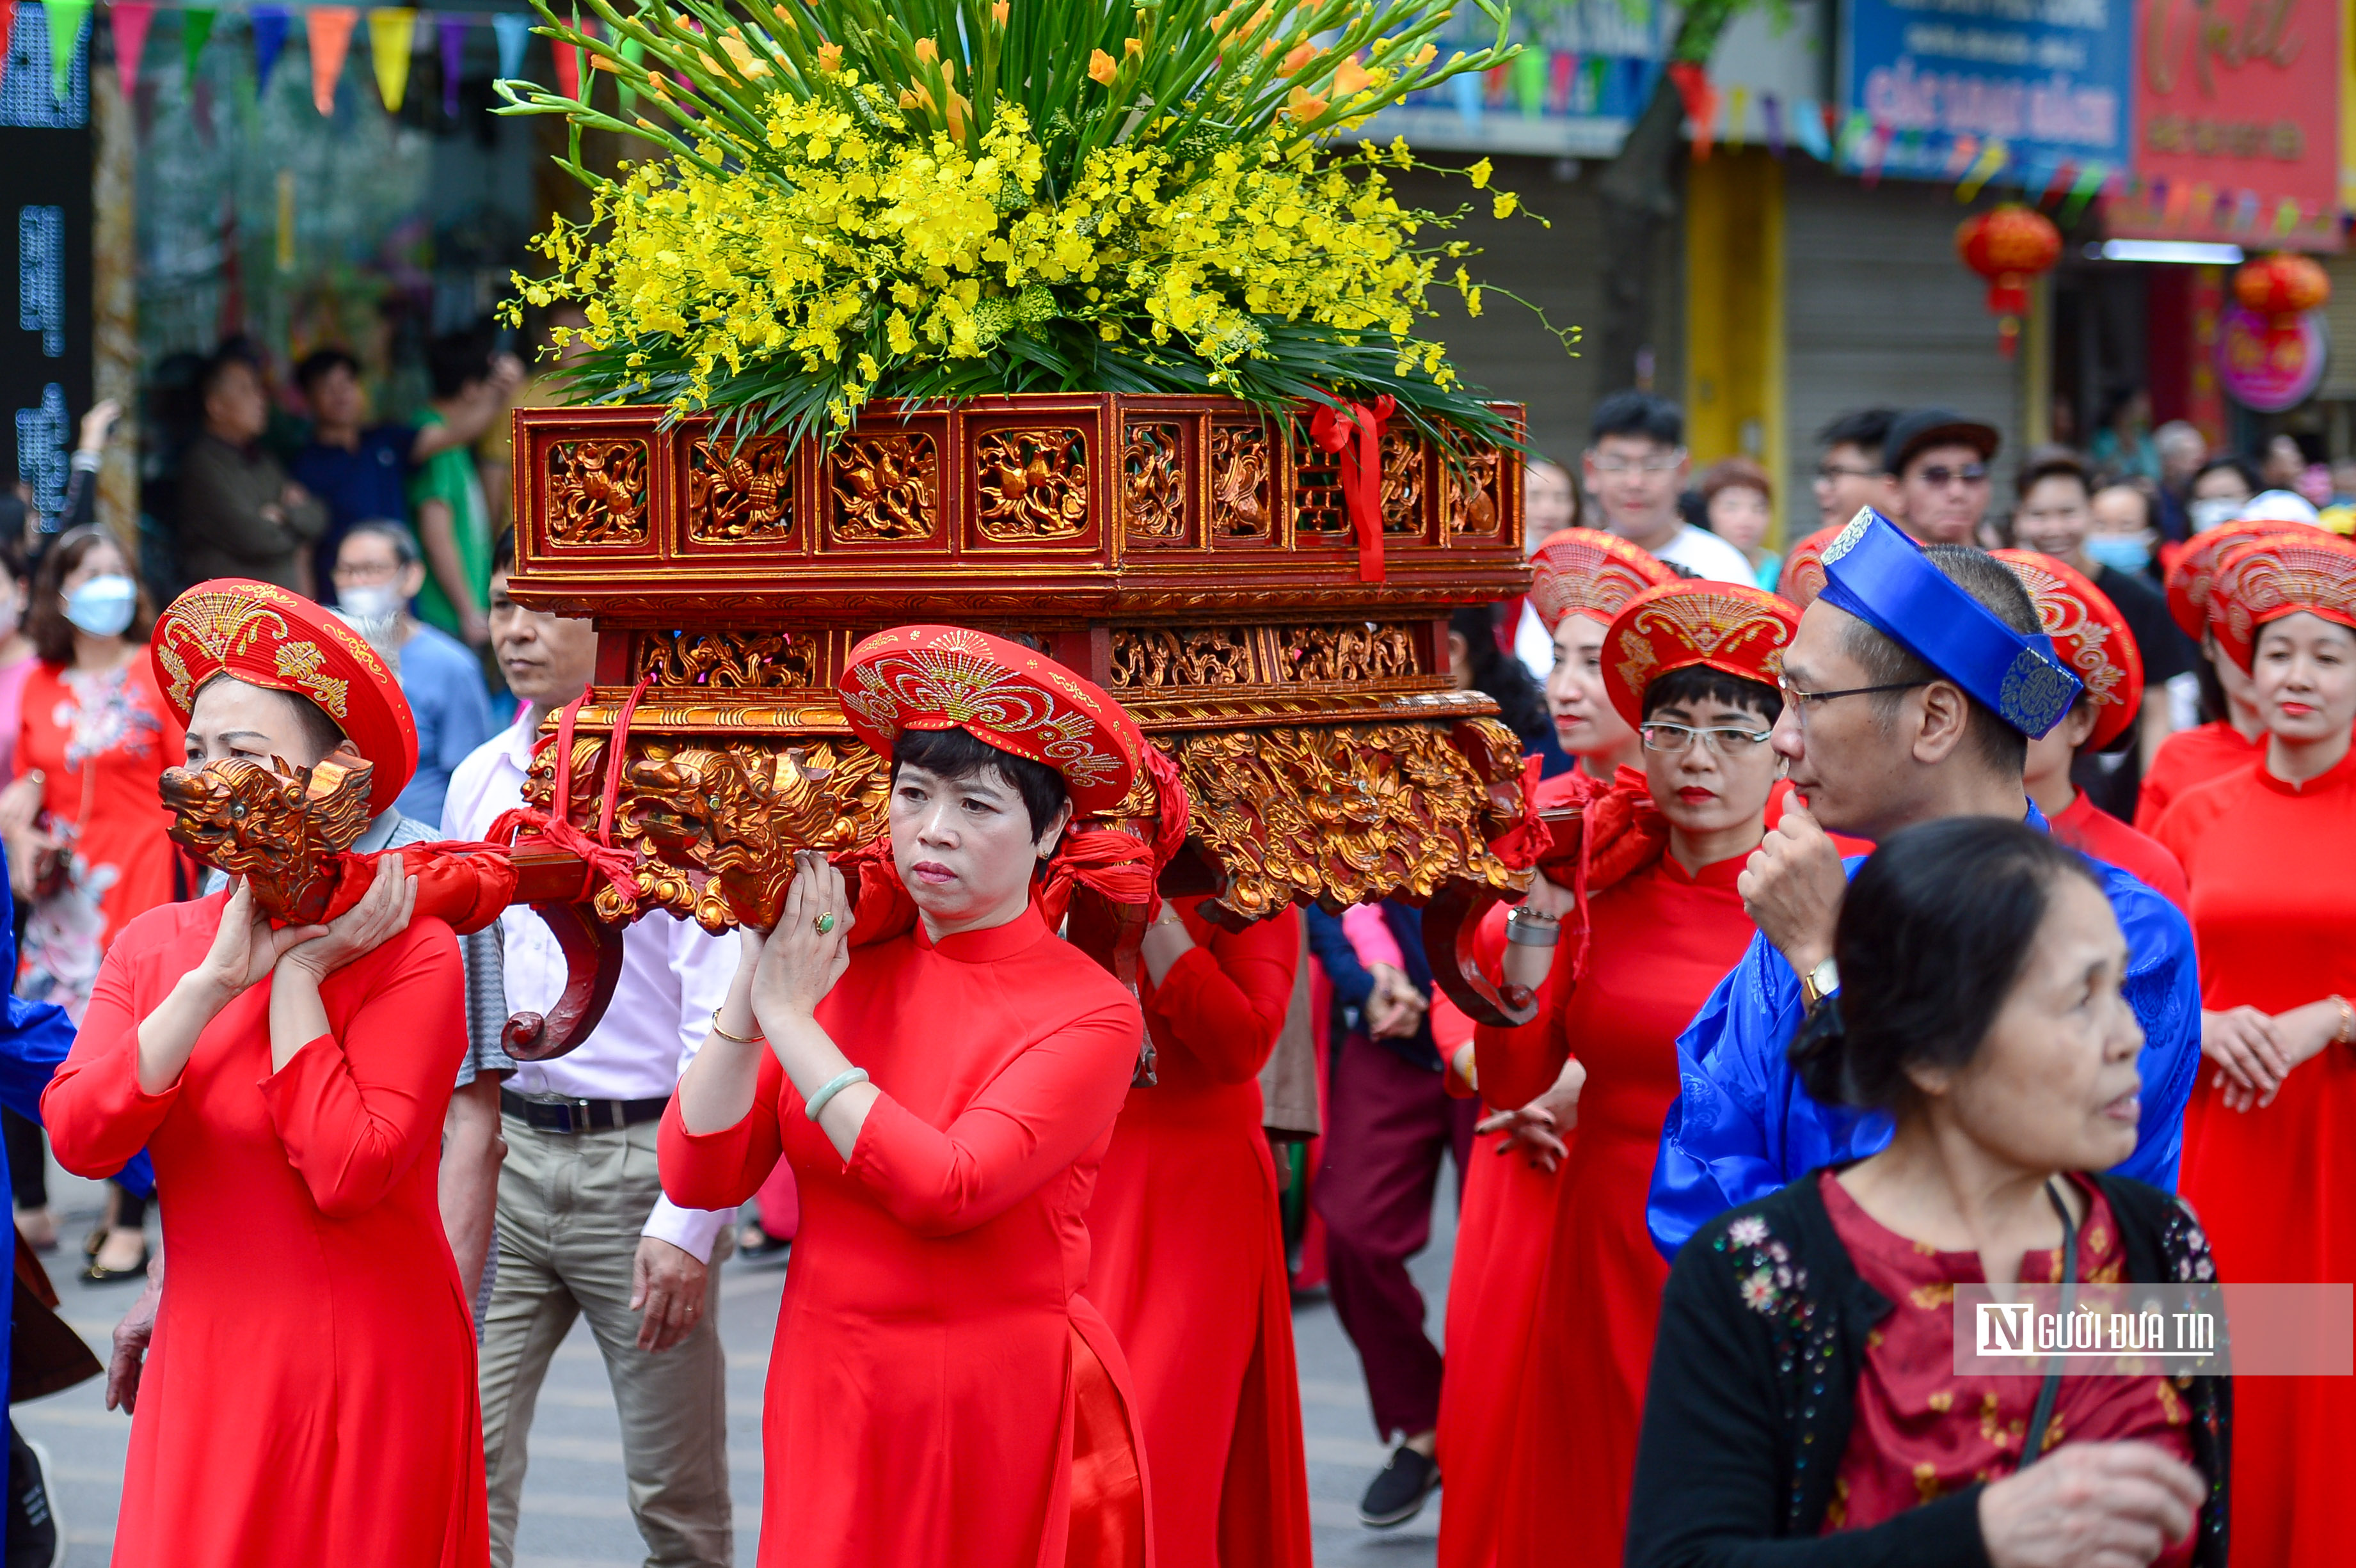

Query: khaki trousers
<box><xmin>479</xmin><ymin>1115</ymin><xmax>734</xmax><ymax>1568</ymax></box>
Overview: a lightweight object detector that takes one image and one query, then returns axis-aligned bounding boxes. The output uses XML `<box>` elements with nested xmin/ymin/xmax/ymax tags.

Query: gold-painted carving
<box><xmin>688</xmin><ymin>436</ymin><xmax>795</xmax><ymax>542</ymax></box>
<box><xmin>1109</xmin><ymin>628</ymin><xmax>1257</xmax><ymax>690</ymax></box>
<box><xmin>1122</xmin><ymin>422</ymin><xmax>1185</xmax><ymax>541</ymax></box>
<box><xmin>1174</xmin><ymin>721</ymin><xmax>1531</xmax><ymax>923</ymax></box>
<box><xmin>1380</xmin><ymin>431</ymin><xmax>1425</xmax><ymax>534</ymax></box>
<box><xmin>636</xmin><ymin>630</ymin><xmax>820</xmax><ymax>691</ymax></box>
<box><xmin>1209</xmin><ymin>422</ymin><xmax>1274</xmax><ymax>539</ymax></box>
<box><xmin>1444</xmin><ymin>434</ymin><xmax>1502</xmax><ymax>536</ymax></box>
<box><xmin>547</xmin><ymin>439</ymin><xmax>651</xmax><ymax>545</ymax></box>
<box><xmin>1284</xmin><ymin>622</ymin><xmax>1420</xmax><ymax>684</ymax></box>
<box><xmin>975</xmin><ymin>428</ymin><xmax>1090</xmax><ymax>541</ymax></box>
<box><xmin>159</xmin><ymin>751</ymin><xmax>376</xmax><ymax>924</ymax></box>
<box><xmin>830</xmin><ymin>433</ymin><xmax>939</xmax><ymax>542</ymax></box>
<box><xmin>522</xmin><ymin>734</ymin><xmax>893</xmax><ymax>930</ymax></box>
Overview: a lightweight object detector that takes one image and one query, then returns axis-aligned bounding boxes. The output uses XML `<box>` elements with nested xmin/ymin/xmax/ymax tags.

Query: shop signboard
<box><xmin>2110</xmin><ymin>0</ymin><xmax>2341</xmax><ymax>247</ymax></box>
<box><xmin>1</xmin><ymin>2</ymin><xmax>93</xmax><ymax>522</ymax></box>
<box><xmin>1360</xmin><ymin>0</ymin><xmax>1664</xmax><ymax>158</ymax></box>
<box><xmin>1838</xmin><ymin>0</ymin><xmax>2136</xmax><ymax>184</ymax></box>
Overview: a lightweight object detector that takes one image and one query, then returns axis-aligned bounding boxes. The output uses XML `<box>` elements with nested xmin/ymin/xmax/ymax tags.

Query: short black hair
<box><xmin>1788</xmin><ymin>817</ymin><xmax>2104</xmax><ymax>1112</ymax></box>
<box><xmin>193</xmin><ymin>672</ymin><xmax>350</xmax><ymax>763</ymax></box>
<box><xmin>491</xmin><ymin>528</ymin><xmax>517</xmax><ymax>579</ymax></box>
<box><xmin>2016</xmin><ymin>448</ymin><xmax>2092</xmax><ymax>503</ymax></box>
<box><xmin>891</xmin><ymin>726</ymin><xmax>1070</xmax><ymax>842</ymax></box>
<box><xmin>1641</xmin><ymin>662</ymin><xmax>1781</xmax><ymax>725</ymax></box>
<box><xmin>1837</xmin><ymin>544</ymin><xmax>2037</xmax><ymax>778</ymax></box>
<box><xmin>198</xmin><ymin>348</ymin><xmax>259</xmax><ymax>401</ymax></box>
<box><xmin>294</xmin><ymin>347</ymin><xmax>361</xmax><ymax>395</ymax></box>
<box><xmin>427</xmin><ymin>329</ymin><xmax>494</xmax><ymax>400</ymax></box>
<box><xmin>1590</xmin><ymin>390</ymin><xmax>1683</xmax><ymax>449</ymax></box>
<box><xmin>1816</xmin><ymin>408</ymin><xmax>1897</xmax><ymax>452</ymax></box>
<box><xmin>2091</xmin><ymin>481</ymin><xmax>2154</xmax><ymax>530</ymax></box>
<box><xmin>1450</xmin><ymin>603</ymin><xmax>1552</xmax><ymax>743</ymax></box>
<box><xmin>2190</xmin><ymin>455</ymin><xmax>2259</xmax><ymax>495</ymax></box>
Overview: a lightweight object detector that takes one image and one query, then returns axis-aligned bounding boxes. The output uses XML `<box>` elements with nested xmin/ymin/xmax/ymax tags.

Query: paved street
<box><xmin>20</xmin><ymin>1157</ymin><xmax>1458</xmax><ymax>1565</ymax></box>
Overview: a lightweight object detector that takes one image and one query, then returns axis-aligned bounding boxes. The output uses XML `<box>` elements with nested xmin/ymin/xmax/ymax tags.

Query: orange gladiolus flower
<box><xmin>1334</xmin><ymin>56</ymin><xmax>1371</xmax><ymax>93</ymax></box>
<box><xmin>1282</xmin><ymin>41</ymin><xmax>1315</xmax><ymax>71</ymax></box>
<box><xmin>1088</xmin><ymin>47</ymin><xmax>1117</xmax><ymax>83</ymax></box>
<box><xmin>816</xmin><ymin>41</ymin><xmax>843</xmax><ymax>70</ymax></box>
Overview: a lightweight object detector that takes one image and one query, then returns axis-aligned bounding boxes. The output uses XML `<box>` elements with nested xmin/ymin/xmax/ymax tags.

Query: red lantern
<box><xmin>1955</xmin><ymin>205</ymin><xmax>2063</xmax><ymax>359</ymax></box>
<box><xmin>2233</xmin><ymin>251</ymin><xmax>2331</xmax><ymax>359</ymax></box>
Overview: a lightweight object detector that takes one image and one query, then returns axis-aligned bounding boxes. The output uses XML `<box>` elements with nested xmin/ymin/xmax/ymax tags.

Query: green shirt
<box><xmin>407</xmin><ymin>409</ymin><xmax>492</xmax><ymax>641</ymax></box>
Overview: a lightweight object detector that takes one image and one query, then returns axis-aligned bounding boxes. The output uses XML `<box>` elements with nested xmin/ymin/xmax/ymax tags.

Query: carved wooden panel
<box><xmin>829</xmin><ymin>432</ymin><xmax>939</xmax><ymax>542</ymax></box>
<box><xmin>1209</xmin><ymin>420</ymin><xmax>1276</xmax><ymax>541</ymax></box>
<box><xmin>547</xmin><ymin>439</ymin><xmax>651</xmax><ymax>545</ymax></box>
<box><xmin>973</xmin><ymin>427</ymin><xmax>1089</xmax><ymax>541</ymax></box>
<box><xmin>1278</xmin><ymin>621</ymin><xmax>1421</xmax><ymax>684</ymax></box>
<box><xmin>1122</xmin><ymin>420</ymin><xmax>1187</xmax><ymax>543</ymax></box>
<box><xmin>687</xmin><ymin>436</ymin><xmax>796</xmax><ymax>543</ymax></box>
<box><xmin>1174</xmin><ymin>719</ymin><xmax>1531</xmax><ymax>922</ymax></box>
<box><xmin>1444</xmin><ymin>433</ymin><xmax>1503</xmax><ymax>539</ymax></box>
<box><xmin>1379</xmin><ymin>431</ymin><xmax>1426</xmax><ymax>535</ymax></box>
<box><xmin>635</xmin><ymin>629</ymin><xmax>821</xmax><ymax>690</ymax></box>
<box><xmin>1110</xmin><ymin>628</ymin><xmax>1259</xmax><ymax>690</ymax></box>
<box><xmin>1289</xmin><ymin>416</ymin><xmax>1348</xmax><ymax>538</ymax></box>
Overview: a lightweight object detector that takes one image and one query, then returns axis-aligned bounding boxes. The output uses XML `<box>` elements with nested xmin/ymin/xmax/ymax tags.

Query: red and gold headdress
<box><xmin>152</xmin><ymin>578</ymin><xmax>418</xmax><ymax>813</ymax></box>
<box><xmin>2208</xmin><ymin>532</ymin><xmax>2356</xmax><ymax>672</ymax></box>
<box><xmin>838</xmin><ymin>624</ymin><xmax>1145</xmax><ymax>814</ymax></box>
<box><xmin>1777</xmin><ymin>525</ymin><xmax>1843</xmax><ymax>608</ymax></box>
<box><xmin>1992</xmin><ymin>551</ymin><xmax>2144</xmax><ymax>750</ymax></box>
<box><xmin>2165</xmin><ymin>516</ymin><xmax>2327</xmax><ymax>640</ymax></box>
<box><xmin>1601</xmin><ymin>581</ymin><xmax>1801</xmax><ymax>730</ymax></box>
<box><xmin>1527</xmin><ymin>528</ymin><xmax>1678</xmax><ymax>633</ymax></box>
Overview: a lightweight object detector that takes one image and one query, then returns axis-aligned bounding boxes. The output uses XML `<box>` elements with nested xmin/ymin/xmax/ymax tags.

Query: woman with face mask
<box><xmin>2150</xmin><ymin>530</ymin><xmax>2356</xmax><ymax>1568</ymax></box>
<box><xmin>0</xmin><ymin>528</ymin><xmax>181</xmax><ymax>1280</ymax></box>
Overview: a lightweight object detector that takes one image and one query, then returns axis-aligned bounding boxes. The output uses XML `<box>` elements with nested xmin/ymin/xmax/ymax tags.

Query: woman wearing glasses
<box><xmin>1472</xmin><ymin>579</ymin><xmax>1799</xmax><ymax>1567</ymax></box>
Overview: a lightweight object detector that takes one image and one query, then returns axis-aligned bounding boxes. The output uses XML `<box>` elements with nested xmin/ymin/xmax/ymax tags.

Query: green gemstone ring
<box><xmin>813</xmin><ymin>912</ymin><xmax>837</xmax><ymax>935</ymax></box>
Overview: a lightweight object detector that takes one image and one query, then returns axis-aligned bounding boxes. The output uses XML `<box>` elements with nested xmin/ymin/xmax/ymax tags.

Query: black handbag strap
<box><xmin>2016</xmin><ymin>1178</ymin><xmax>2080</xmax><ymax>1471</ymax></box>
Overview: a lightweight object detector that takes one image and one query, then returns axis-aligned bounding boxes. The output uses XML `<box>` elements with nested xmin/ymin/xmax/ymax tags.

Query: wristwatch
<box><xmin>1799</xmin><ymin>956</ymin><xmax>1840</xmax><ymax>1009</ymax></box>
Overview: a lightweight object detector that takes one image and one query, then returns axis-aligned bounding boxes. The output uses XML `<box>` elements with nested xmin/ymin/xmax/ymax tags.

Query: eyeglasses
<box><xmin>1911</xmin><ymin>464</ymin><xmax>1989</xmax><ymax>489</ymax></box>
<box><xmin>1813</xmin><ymin>463</ymin><xmax>1881</xmax><ymax>486</ymax></box>
<box><xmin>1591</xmin><ymin>451</ymin><xmax>1685</xmax><ymax>475</ymax></box>
<box><xmin>1777</xmin><ymin>674</ymin><xmax>1930</xmax><ymax>722</ymax></box>
<box><xmin>1639</xmin><ymin>720</ymin><xmax>1774</xmax><ymax>756</ymax></box>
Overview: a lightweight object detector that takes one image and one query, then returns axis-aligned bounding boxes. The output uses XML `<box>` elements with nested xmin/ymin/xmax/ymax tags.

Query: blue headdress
<box><xmin>1816</xmin><ymin>508</ymin><xmax>2082</xmax><ymax>739</ymax></box>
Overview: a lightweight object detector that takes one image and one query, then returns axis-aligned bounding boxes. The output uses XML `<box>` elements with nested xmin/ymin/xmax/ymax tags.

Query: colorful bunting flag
<box><xmin>491</xmin><ymin>11</ymin><xmax>528</xmax><ymax>81</ymax></box>
<box><xmin>1724</xmin><ymin>84</ymin><xmax>1747</xmax><ymax>149</ymax></box>
<box><xmin>179</xmin><ymin>4</ymin><xmax>210</xmax><ymax>80</ymax></box>
<box><xmin>1957</xmin><ymin>138</ymin><xmax>2007</xmax><ymax>201</ymax></box>
<box><xmin>109</xmin><ymin>0</ymin><xmax>152</xmax><ymax>97</ymax></box>
<box><xmin>367</xmin><ymin>6</ymin><xmax>411</xmax><ymax>111</ymax></box>
<box><xmin>1547</xmin><ymin>50</ymin><xmax>1573</xmax><ymax>115</ymax></box>
<box><xmin>1759</xmin><ymin>91</ymin><xmax>1784</xmax><ymax>158</ymax></box>
<box><xmin>1790</xmin><ymin>97</ymin><xmax>1830</xmax><ymax>161</ymax></box>
<box><xmin>251</xmin><ymin>5</ymin><xmax>288</xmax><ymax>92</ymax></box>
<box><xmin>1448</xmin><ymin>68</ymin><xmax>1479</xmax><ymax>130</ymax></box>
<box><xmin>45</xmin><ymin>0</ymin><xmax>90</xmax><ymax>102</ymax></box>
<box><xmin>1666</xmin><ymin>61</ymin><xmax>1715</xmax><ymax>160</ymax></box>
<box><xmin>1510</xmin><ymin>44</ymin><xmax>1543</xmax><ymax>118</ymax></box>
<box><xmin>439</xmin><ymin>13</ymin><xmax>463</xmax><ymax>115</ymax></box>
<box><xmin>307</xmin><ymin>4</ymin><xmax>356</xmax><ymax>114</ymax></box>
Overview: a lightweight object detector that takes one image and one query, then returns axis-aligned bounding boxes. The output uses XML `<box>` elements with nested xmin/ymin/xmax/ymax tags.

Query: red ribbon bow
<box><xmin>1309</xmin><ymin>394</ymin><xmax>1396</xmax><ymax>583</ymax></box>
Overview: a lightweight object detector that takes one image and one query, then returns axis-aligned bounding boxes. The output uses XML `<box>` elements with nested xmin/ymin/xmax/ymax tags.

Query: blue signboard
<box><xmin>1840</xmin><ymin>0</ymin><xmax>2135</xmax><ymax>183</ymax></box>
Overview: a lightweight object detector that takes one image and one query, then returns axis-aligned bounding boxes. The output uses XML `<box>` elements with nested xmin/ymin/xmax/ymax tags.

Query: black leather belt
<box><xmin>500</xmin><ymin>1089</ymin><xmax>669</xmax><ymax>1135</ymax></box>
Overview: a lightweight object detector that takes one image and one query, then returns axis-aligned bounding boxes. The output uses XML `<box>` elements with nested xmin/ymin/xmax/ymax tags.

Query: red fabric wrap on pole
<box><xmin>305</xmin><ymin>843</ymin><xmax>523</xmax><ymax>934</ymax></box>
<box><xmin>1531</xmin><ymin>765</ymin><xmax>1668</xmax><ymax>985</ymax></box>
<box><xmin>1308</xmin><ymin>395</ymin><xmax>1395</xmax><ymax>583</ymax></box>
<box><xmin>482</xmin><ymin>682</ymin><xmax>652</xmax><ymax>914</ymax></box>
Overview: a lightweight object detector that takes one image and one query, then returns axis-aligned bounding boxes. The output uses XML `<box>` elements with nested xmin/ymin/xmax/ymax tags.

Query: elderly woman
<box><xmin>662</xmin><ymin>625</ymin><xmax>1161</xmax><ymax>1568</ymax></box>
<box><xmin>1627</xmin><ymin>816</ymin><xmax>2227</xmax><ymax>1568</ymax></box>
<box><xmin>2151</xmin><ymin>530</ymin><xmax>2356</xmax><ymax>1568</ymax></box>
<box><xmin>41</xmin><ymin>579</ymin><xmax>486</xmax><ymax>1566</ymax></box>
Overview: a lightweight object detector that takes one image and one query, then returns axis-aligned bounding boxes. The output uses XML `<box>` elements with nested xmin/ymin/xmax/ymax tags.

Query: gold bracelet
<box><xmin>709</xmin><ymin>1008</ymin><xmax>765</xmax><ymax>1047</ymax></box>
<box><xmin>2333</xmin><ymin>995</ymin><xmax>2353</xmax><ymax>1047</ymax></box>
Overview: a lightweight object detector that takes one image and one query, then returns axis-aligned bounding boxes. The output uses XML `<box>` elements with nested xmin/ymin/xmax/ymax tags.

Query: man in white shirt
<box><xmin>447</xmin><ymin>535</ymin><xmax>736</xmax><ymax>1568</ymax></box>
<box><xmin>1580</xmin><ymin>390</ymin><xmax>1756</xmax><ymax>584</ymax></box>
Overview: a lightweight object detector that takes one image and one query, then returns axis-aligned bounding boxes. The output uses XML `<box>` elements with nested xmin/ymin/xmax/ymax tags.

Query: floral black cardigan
<box><xmin>1624</xmin><ymin>1166</ymin><xmax>2230</xmax><ymax>1568</ymax></box>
